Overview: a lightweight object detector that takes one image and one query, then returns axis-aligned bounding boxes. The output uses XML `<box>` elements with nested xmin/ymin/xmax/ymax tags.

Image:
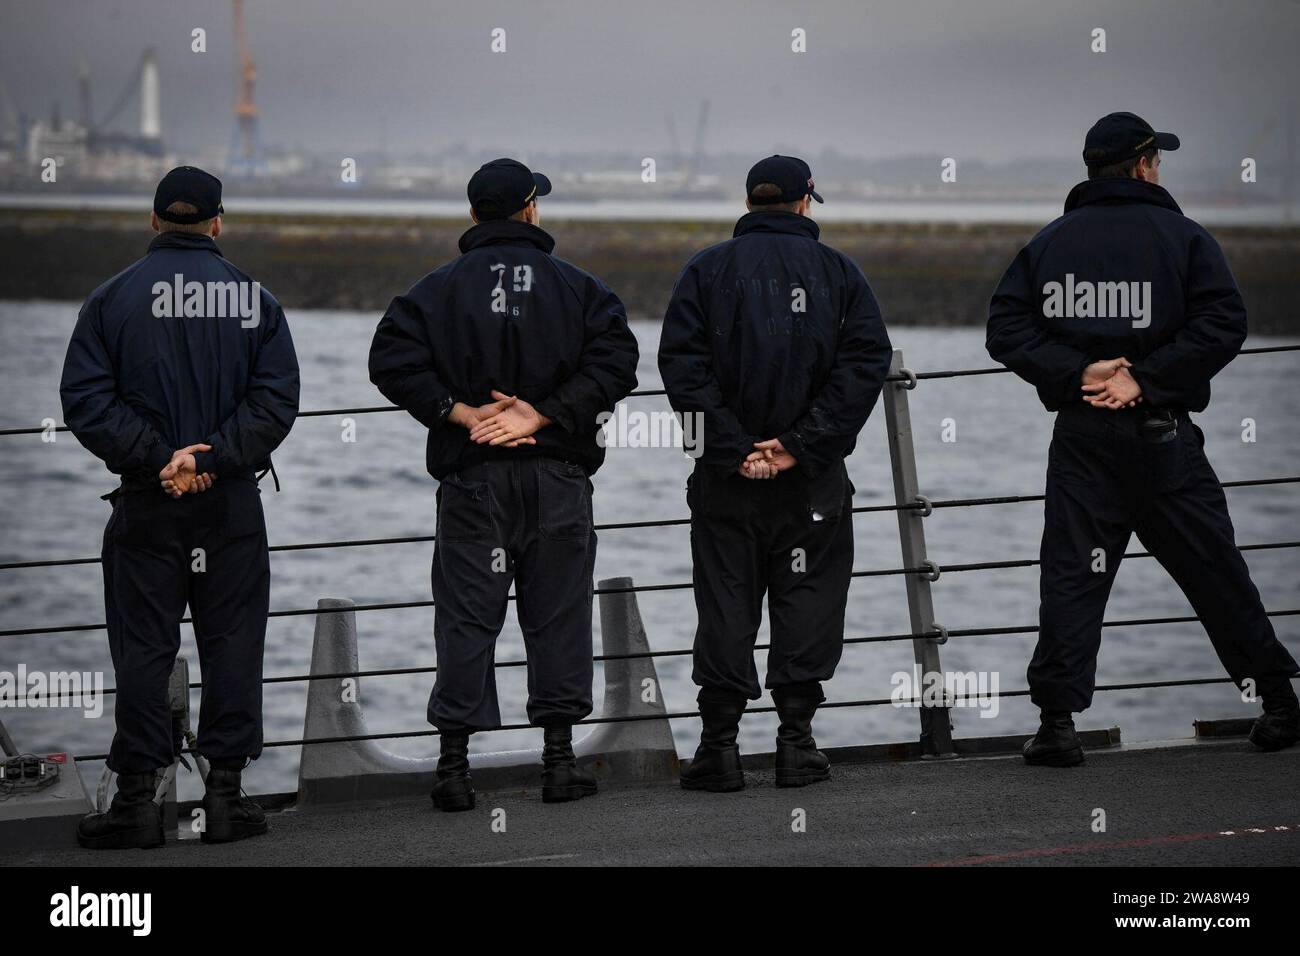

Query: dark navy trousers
<box><xmin>102</xmin><ymin>479</ymin><xmax>269</xmax><ymax>773</ymax></box>
<box><xmin>427</xmin><ymin>458</ymin><xmax>596</xmax><ymax>732</ymax></box>
<box><xmin>1032</xmin><ymin>405</ymin><xmax>1298</xmax><ymax>713</ymax></box>
<box><xmin>687</xmin><ymin>462</ymin><xmax>855</xmax><ymax>701</ymax></box>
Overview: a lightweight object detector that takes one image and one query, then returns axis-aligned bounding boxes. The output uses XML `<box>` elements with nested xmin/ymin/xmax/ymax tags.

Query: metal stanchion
<box><xmin>882</xmin><ymin>349</ymin><xmax>955</xmax><ymax>757</ymax></box>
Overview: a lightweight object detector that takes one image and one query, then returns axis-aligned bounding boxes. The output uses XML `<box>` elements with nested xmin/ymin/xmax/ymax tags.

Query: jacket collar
<box><xmin>1063</xmin><ymin>177</ymin><xmax>1182</xmax><ymax>215</ymax></box>
<box><xmin>732</xmin><ymin>210</ymin><xmax>821</xmax><ymax>241</ymax></box>
<box><xmin>147</xmin><ymin>232</ymin><xmax>223</xmax><ymax>256</ymax></box>
<box><xmin>458</xmin><ymin>219</ymin><xmax>556</xmax><ymax>255</ymax></box>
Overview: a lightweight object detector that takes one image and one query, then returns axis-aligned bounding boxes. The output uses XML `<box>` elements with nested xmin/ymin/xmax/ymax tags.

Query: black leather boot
<box><xmin>1251</xmin><ymin>709</ymin><xmax>1300</xmax><ymax>751</ymax></box>
<box><xmin>1250</xmin><ymin>682</ymin><xmax>1300</xmax><ymax>752</ymax></box>
<box><xmin>431</xmin><ymin>731</ymin><xmax>476</xmax><ymax>812</ymax></box>
<box><xmin>76</xmin><ymin>772</ymin><xmax>165</xmax><ymax>850</ymax></box>
<box><xmin>680</xmin><ymin>693</ymin><xmax>746</xmax><ymax>792</ymax></box>
<box><xmin>1023</xmin><ymin>710</ymin><xmax>1085</xmax><ymax>766</ymax></box>
<box><xmin>773</xmin><ymin>687</ymin><xmax>831</xmax><ymax>788</ymax></box>
<box><xmin>541</xmin><ymin>725</ymin><xmax>598</xmax><ymax>803</ymax></box>
<box><xmin>201</xmin><ymin>766</ymin><xmax>268</xmax><ymax>843</ymax></box>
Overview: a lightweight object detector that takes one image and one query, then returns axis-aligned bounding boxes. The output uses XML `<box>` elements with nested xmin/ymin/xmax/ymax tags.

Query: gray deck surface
<box><xmin>5</xmin><ymin>739</ymin><xmax>1297</xmax><ymax>867</ymax></box>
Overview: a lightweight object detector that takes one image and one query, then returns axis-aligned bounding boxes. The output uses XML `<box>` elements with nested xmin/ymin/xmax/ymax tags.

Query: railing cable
<box><xmin>2</xmin><ymin>476</ymin><xmax>1294</xmax><ymax>573</ymax></box>
<box><xmin>65</xmin><ymin>671</ymin><xmax>1279</xmax><ymax>763</ymax></box>
<box><xmin>4</xmin><ymin>344</ymin><xmax>1295</xmax><ymax>437</ymax></box>
<box><xmin>4</xmin><ymin>541</ymin><xmax>1296</xmax><ymax>638</ymax></box>
<box><xmin>14</xmin><ymin>608</ymin><xmax>1297</xmax><ymax>705</ymax></box>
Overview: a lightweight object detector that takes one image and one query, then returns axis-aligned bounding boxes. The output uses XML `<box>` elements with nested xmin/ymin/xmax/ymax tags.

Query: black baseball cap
<box><xmin>467</xmin><ymin>158</ymin><xmax>552</xmax><ymax>220</ymax></box>
<box><xmin>154</xmin><ymin>165</ymin><xmax>224</xmax><ymax>223</ymax></box>
<box><xmin>746</xmin><ymin>155</ymin><xmax>824</xmax><ymax>205</ymax></box>
<box><xmin>1083</xmin><ymin>112</ymin><xmax>1179</xmax><ymax>169</ymax></box>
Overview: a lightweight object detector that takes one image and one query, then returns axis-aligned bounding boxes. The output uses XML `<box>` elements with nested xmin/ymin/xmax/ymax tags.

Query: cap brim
<box><xmin>532</xmin><ymin>172</ymin><xmax>552</xmax><ymax>198</ymax></box>
<box><xmin>1153</xmin><ymin>132</ymin><xmax>1180</xmax><ymax>152</ymax></box>
<box><xmin>810</xmin><ymin>189</ymin><xmax>824</xmax><ymax>204</ymax></box>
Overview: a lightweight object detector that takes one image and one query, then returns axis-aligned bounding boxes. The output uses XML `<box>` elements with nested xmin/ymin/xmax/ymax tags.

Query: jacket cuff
<box><xmin>192</xmin><ymin>449</ymin><xmax>218</xmax><ymax>475</ymax></box>
<box><xmin>779</xmin><ymin>430</ymin><xmax>821</xmax><ymax>479</ymax></box>
<box><xmin>1068</xmin><ymin>357</ymin><xmax>1092</xmax><ymax>402</ymax></box>
<box><xmin>1127</xmin><ymin>366</ymin><xmax>1162</xmax><ymax>406</ymax></box>
<box><xmin>146</xmin><ymin>441</ymin><xmax>174</xmax><ymax>476</ymax></box>
<box><xmin>435</xmin><ymin>394</ymin><xmax>456</xmax><ymax>426</ymax></box>
<box><xmin>778</xmin><ymin>430</ymin><xmax>807</xmax><ymax>463</ymax></box>
<box><xmin>534</xmin><ymin>397</ymin><xmax>574</xmax><ymax>433</ymax></box>
<box><xmin>719</xmin><ymin>435</ymin><xmax>759</xmax><ymax>474</ymax></box>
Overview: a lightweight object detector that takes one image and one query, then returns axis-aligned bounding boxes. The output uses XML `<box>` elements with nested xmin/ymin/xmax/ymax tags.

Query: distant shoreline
<box><xmin>3</xmin><ymin>206</ymin><xmax>1298</xmax><ymax>331</ymax></box>
<box><xmin>1</xmin><ymin>192</ymin><xmax>1294</xmax><ymax>226</ymax></box>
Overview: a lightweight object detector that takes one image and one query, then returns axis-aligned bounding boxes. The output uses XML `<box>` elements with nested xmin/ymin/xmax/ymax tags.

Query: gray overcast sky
<box><xmin>2</xmin><ymin>0</ymin><xmax>1298</xmax><ymax>166</ymax></box>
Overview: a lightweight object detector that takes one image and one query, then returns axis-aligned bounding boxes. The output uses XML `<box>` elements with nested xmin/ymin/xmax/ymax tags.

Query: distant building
<box><xmin>26</xmin><ymin>116</ymin><xmax>88</xmax><ymax>167</ymax></box>
<box><xmin>18</xmin><ymin>49</ymin><xmax>167</xmax><ymax>182</ymax></box>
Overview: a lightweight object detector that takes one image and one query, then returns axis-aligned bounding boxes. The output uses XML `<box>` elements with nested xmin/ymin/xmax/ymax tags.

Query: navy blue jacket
<box><xmin>368</xmin><ymin>220</ymin><xmax>639</xmax><ymax>479</ymax></box>
<box><xmin>60</xmin><ymin>232</ymin><xmax>300</xmax><ymax>491</ymax></box>
<box><xmin>657</xmin><ymin>211</ymin><xmax>893</xmax><ymax>479</ymax></box>
<box><xmin>986</xmin><ymin>178</ymin><xmax>1246</xmax><ymax>412</ymax></box>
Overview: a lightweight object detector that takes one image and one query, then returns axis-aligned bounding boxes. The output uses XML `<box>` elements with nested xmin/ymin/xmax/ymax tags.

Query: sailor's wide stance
<box><xmin>986</xmin><ymin>113</ymin><xmax>1300</xmax><ymax>765</ymax></box>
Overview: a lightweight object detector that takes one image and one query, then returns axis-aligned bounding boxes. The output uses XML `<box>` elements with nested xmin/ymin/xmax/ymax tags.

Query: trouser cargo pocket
<box><xmin>537</xmin><ymin>459</ymin><xmax>593</xmax><ymax>540</ymax></box>
<box><xmin>437</xmin><ymin>471</ymin><xmax>495</xmax><ymax>542</ymax></box>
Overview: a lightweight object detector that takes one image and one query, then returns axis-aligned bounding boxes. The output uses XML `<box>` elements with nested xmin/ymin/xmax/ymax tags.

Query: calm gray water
<box><xmin>1</xmin><ymin>302</ymin><xmax>1296</xmax><ymax>798</ymax></box>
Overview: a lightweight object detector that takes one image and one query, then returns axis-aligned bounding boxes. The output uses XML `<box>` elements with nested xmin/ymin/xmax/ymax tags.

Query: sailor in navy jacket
<box><xmin>368</xmin><ymin>159</ymin><xmax>638</xmax><ymax>810</ymax></box>
<box><xmin>658</xmin><ymin>155</ymin><xmax>893</xmax><ymax>792</ymax></box>
<box><xmin>985</xmin><ymin>115</ymin><xmax>1298</xmax><ymax>764</ymax></box>
<box><xmin>61</xmin><ymin>165</ymin><xmax>298</xmax><ymax>849</ymax></box>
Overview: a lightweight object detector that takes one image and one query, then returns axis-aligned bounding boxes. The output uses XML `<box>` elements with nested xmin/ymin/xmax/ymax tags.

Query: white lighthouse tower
<box><xmin>140</xmin><ymin>48</ymin><xmax>161</xmax><ymax>142</ymax></box>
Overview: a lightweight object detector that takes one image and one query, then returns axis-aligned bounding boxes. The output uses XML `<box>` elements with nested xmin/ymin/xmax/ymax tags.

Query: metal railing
<box><xmin>1</xmin><ymin>343</ymin><xmax>1293</xmax><ymax>438</ymax></box>
<box><xmin>1</xmin><ymin>344</ymin><xmax>1297</xmax><ymax>763</ymax></box>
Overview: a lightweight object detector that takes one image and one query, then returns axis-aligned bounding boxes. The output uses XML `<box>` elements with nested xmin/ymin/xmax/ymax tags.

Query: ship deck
<box><xmin>6</xmin><ymin>735</ymin><xmax>1297</xmax><ymax>868</ymax></box>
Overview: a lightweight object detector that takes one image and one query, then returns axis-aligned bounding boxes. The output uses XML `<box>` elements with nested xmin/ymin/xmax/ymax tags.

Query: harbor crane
<box><xmin>229</xmin><ymin>0</ymin><xmax>262</xmax><ymax>174</ymax></box>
